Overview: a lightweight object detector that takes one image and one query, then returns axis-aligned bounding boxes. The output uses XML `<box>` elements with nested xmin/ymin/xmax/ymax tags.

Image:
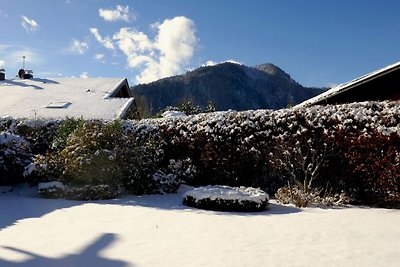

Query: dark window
<box><xmin>113</xmin><ymin>84</ymin><xmax>131</xmax><ymax>98</ymax></box>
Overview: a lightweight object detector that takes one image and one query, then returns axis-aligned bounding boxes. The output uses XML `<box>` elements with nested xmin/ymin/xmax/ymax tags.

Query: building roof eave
<box><xmin>295</xmin><ymin>60</ymin><xmax>400</xmax><ymax>108</ymax></box>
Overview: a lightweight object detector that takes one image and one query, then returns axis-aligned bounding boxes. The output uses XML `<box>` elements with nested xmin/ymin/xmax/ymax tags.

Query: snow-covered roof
<box><xmin>296</xmin><ymin>61</ymin><xmax>400</xmax><ymax>108</ymax></box>
<box><xmin>0</xmin><ymin>77</ymin><xmax>136</xmax><ymax>120</ymax></box>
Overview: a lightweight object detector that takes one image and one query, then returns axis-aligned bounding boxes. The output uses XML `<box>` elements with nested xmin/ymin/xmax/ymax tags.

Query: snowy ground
<box><xmin>1</xmin><ymin>185</ymin><xmax>400</xmax><ymax>267</ymax></box>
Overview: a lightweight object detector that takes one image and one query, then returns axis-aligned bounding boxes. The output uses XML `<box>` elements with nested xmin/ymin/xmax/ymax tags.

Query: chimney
<box><xmin>0</xmin><ymin>68</ymin><xmax>5</xmax><ymax>81</ymax></box>
<box><xmin>18</xmin><ymin>68</ymin><xmax>33</xmax><ymax>79</ymax></box>
<box><xmin>24</xmin><ymin>69</ymin><xmax>33</xmax><ymax>79</ymax></box>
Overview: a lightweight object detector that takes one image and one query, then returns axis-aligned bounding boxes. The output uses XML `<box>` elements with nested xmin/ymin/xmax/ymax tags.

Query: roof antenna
<box><xmin>22</xmin><ymin>56</ymin><xmax>26</xmax><ymax>70</ymax></box>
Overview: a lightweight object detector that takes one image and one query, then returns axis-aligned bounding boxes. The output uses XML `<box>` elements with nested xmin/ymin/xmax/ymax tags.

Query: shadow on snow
<box><xmin>0</xmin><ymin>185</ymin><xmax>83</xmax><ymax>230</ymax></box>
<box><xmin>0</xmin><ymin>184</ymin><xmax>301</xmax><ymax>231</ymax></box>
<box><xmin>0</xmin><ymin>233</ymin><xmax>130</xmax><ymax>267</ymax></box>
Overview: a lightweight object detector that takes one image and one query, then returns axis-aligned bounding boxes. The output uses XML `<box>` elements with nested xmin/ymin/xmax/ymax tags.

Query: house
<box><xmin>0</xmin><ymin>76</ymin><xmax>138</xmax><ymax>120</ymax></box>
<box><xmin>296</xmin><ymin>61</ymin><xmax>400</xmax><ymax>108</ymax></box>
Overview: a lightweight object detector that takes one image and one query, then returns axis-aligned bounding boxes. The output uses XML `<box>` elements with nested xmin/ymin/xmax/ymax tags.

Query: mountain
<box><xmin>131</xmin><ymin>62</ymin><xmax>324</xmax><ymax>114</ymax></box>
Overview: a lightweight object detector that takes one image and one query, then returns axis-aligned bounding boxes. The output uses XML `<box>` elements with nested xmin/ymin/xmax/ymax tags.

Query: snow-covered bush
<box><xmin>183</xmin><ymin>185</ymin><xmax>269</xmax><ymax>212</ymax></box>
<box><xmin>29</xmin><ymin>118</ymin><xmax>89</xmax><ymax>184</ymax></box>
<box><xmin>51</xmin><ymin>117</ymin><xmax>85</xmax><ymax>151</ymax></box>
<box><xmin>152</xmin><ymin>171</ymin><xmax>179</xmax><ymax>194</ymax></box>
<box><xmin>29</xmin><ymin>153</ymin><xmax>64</xmax><ymax>184</ymax></box>
<box><xmin>14</xmin><ymin>119</ymin><xmax>59</xmax><ymax>154</ymax></box>
<box><xmin>31</xmin><ymin>120</ymin><xmax>165</xmax><ymax>198</ymax></box>
<box><xmin>59</xmin><ymin>120</ymin><xmax>161</xmax><ymax>196</ymax></box>
<box><xmin>167</xmin><ymin>158</ymin><xmax>197</xmax><ymax>184</ymax></box>
<box><xmin>118</xmin><ymin>132</ymin><xmax>164</xmax><ymax>195</ymax></box>
<box><xmin>0</xmin><ymin>132</ymin><xmax>32</xmax><ymax>185</ymax></box>
<box><xmin>275</xmin><ymin>184</ymin><xmax>351</xmax><ymax>207</ymax></box>
<box><xmin>60</xmin><ymin>120</ymin><xmax>126</xmax><ymax>187</ymax></box>
<box><xmin>38</xmin><ymin>181</ymin><xmax>123</xmax><ymax>200</ymax></box>
<box><xmin>152</xmin><ymin>158</ymin><xmax>197</xmax><ymax>194</ymax></box>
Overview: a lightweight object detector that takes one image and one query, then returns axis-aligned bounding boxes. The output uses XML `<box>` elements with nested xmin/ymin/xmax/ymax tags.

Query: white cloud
<box><xmin>155</xmin><ymin>16</ymin><xmax>197</xmax><ymax>78</ymax></box>
<box><xmin>203</xmin><ymin>60</ymin><xmax>217</xmax><ymax>67</ymax></box>
<box><xmin>90</xmin><ymin>28</ymin><xmax>115</xmax><ymax>50</ymax></box>
<box><xmin>21</xmin><ymin>15</ymin><xmax>39</xmax><ymax>34</ymax></box>
<box><xmin>99</xmin><ymin>5</ymin><xmax>135</xmax><ymax>22</ymax></box>
<box><xmin>113</xmin><ymin>27</ymin><xmax>154</xmax><ymax>69</ymax></box>
<box><xmin>93</xmin><ymin>53</ymin><xmax>105</xmax><ymax>63</ymax></box>
<box><xmin>94</xmin><ymin>53</ymin><xmax>104</xmax><ymax>60</ymax></box>
<box><xmin>202</xmin><ymin>59</ymin><xmax>242</xmax><ymax>67</ymax></box>
<box><xmin>0</xmin><ymin>60</ymin><xmax>5</xmax><ymax>68</ymax></box>
<box><xmin>80</xmin><ymin>72</ymin><xmax>89</xmax><ymax>78</ymax></box>
<box><xmin>67</xmin><ymin>38</ymin><xmax>89</xmax><ymax>54</ymax></box>
<box><xmin>113</xmin><ymin>16</ymin><xmax>197</xmax><ymax>84</ymax></box>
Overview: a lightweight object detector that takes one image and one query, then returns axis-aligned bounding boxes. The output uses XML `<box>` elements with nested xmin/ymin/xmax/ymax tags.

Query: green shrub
<box><xmin>52</xmin><ymin>117</ymin><xmax>85</xmax><ymax>151</ymax></box>
<box><xmin>30</xmin><ymin>119</ymin><xmax>167</xmax><ymax>199</ymax></box>
<box><xmin>29</xmin><ymin>153</ymin><xmax>64</xmax><ymax>184</ymax></box>
<box><xmin>60</xmin><ymin>120</ymin><xmax>127</xmax><ymax>187</ymax></box>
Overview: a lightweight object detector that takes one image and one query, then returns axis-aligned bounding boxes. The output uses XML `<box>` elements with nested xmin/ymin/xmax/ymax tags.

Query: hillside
<box><xmin>131</xmin><ymin>62</ymin><xmax>324</xmax><ymax>114</ymax></box>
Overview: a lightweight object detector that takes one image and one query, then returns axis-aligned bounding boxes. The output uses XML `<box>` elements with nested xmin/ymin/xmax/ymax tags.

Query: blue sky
<box><xmin>0</xmin><ymin>0</ymin><xmax>399</xmax><ymax>87</ymax></box>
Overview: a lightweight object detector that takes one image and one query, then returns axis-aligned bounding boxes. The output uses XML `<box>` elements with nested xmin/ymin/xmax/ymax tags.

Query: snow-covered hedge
<box><xmin>0</xmin><ymin>117</ymin><xmax>59</xmax><ymax>154</ymax></box>
<box><xmin>183</xmin><ymin>185</ymin><xmax>269</xmax><ymax>212</ymax></box>
<box><xmin>127</xmin><ymin>101</ymin><xmax>400</xmax><ymax>206</ymax></box>
<box><xmin>1</xmin><ymin>101</ymin><xmax>399</xmax><ymax>205</ymax></box>
<box><xmin>0</xmin><ymin>132</ymin><xmax>32</xmax><ymax>185</ymax></box>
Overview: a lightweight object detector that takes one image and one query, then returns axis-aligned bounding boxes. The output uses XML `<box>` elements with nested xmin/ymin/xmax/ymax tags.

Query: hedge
<box><xmin>0</xmin><ymin>101</ymin><xmax>399</xmax><ymax>205</ymax></box>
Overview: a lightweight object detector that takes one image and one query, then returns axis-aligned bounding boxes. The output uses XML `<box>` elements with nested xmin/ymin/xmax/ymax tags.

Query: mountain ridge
<box><xmin>131</xmin><ymin>62</ymin><xmax>324</xmax><ymax>114</ymax></box>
